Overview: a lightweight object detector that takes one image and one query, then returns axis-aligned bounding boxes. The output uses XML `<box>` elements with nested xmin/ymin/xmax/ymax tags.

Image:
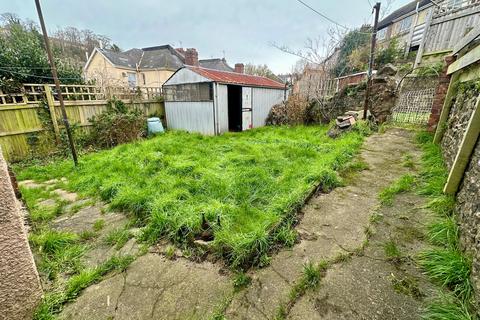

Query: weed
<box><xmin>233</xmin><ymin>272</ymin><xmax>251</xmax><ymax>291</ymax></box>
<box><xmin>331</xmin><ymin>251</ymin><xmax>352</xmax><ymax>264</ymax></box>
<box><xmin>33</xmin><ymin>255</ymin><xmax>134</xmax><ymax>320</ymax></box>
<box><xmin>417</xmin><ymin>249</ymin><xmax>472</xmax><ymax>301</ymax></box>
<box><xmin>105</xmin><ymin>228</ymin><xmax>131</xmax><ymax>250</ymax></box>
<box><xmin>165</xmin><ymin>245</ymin><xmax>176</xmax><ymax>260</ymax></box>
<box><xmin>379</xmin><ymin>174</ymin><xmax>415</xmax><ymax>206</ymax></box>
<box><xmin>391</xmin><ymin>274</ymin><xmax>423</xmax><ymax>299</ymax></box>
<box><xmin>402</xmin><ymin>153</ymin><xmax>415</xmax><ymax>168</ymax></box>
<box><xmin>79</xmin><ymin>230</ymin><xmax>96</xmax><ymax>241</ymax></box>
<box><xmin>93</xmin><ymin>219</ymin><xmax>105</xmax><ymax>232</ymax></box>
<box><xmin>369</xmin><ymin>212</ymin><xmax>384</xmax><ymax>224</ymax></box>
<box><xmin>384</xmin><ymin>240</ymin><xmax>401</xmax><ymax>258</ymax></box>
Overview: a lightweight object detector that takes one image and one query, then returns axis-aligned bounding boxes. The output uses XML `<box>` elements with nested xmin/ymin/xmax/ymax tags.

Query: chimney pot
<box><xmin>234</xmin><ymin>63</ymin><xmax>244</xmax><ymax>74</ymax></box>
<box><xmin>185</xmin><ymin>48</ymin><xmax>199</xmax><ymax>67</ymax></box>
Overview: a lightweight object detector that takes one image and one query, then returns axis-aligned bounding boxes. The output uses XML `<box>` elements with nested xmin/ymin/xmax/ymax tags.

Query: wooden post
<box><xmin>414</xmin><ymin>8</ymin><xmax>434</xmax><ymax>68</ymax></box>
<box><xmin>443</xmin><ymin>96</ymin><xmax>480</xmax><ymax>195</ymax></box>
<box><xmin>44</xmin><ymin>85</ymin><xmax>61</xmax><ymax>143</ymax></box>
<box><xmin>433</xmin><ymin>71</ymin><xmax>459</xmax><ymax>143</ymax></box>
<box><xmin>363</xmin><ymin>2</ymin><xmax>381</xmax><ymax>120</ymax></box>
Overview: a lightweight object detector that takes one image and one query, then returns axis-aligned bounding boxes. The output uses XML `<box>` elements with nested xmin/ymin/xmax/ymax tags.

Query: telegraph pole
<box><xmin>34</xmin><ymin>0</ymin><xmax>78</xmax><ymax>166</ymax></box>
<box><xmin>363</xmin><ymin>2</ymin><xmax>381</xmax><ymax>120</ymax></box>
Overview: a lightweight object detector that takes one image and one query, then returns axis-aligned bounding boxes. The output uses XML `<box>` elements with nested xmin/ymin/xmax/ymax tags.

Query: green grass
<box><xmin>34</xmin><ymin>255</ymin><xmax>134</xmax><ymax>320</ymax></box>
<box><xmin>16</xmin><ymin>125</ymin><xmax>367</xmax><ymax>267</ymax></box>
<box><xmin>378</xmin><ymin>174</ymin><xmax>415</xmax><ymax>206</ymax></box>
<box><xmin>92</xmin><ymin>219</ymin><xmax>105</xmax><ymax>231</ymax></box>
<box><xmin>422</xmin><ymin>295</ymin><xmax>474</xmax><ymax>320</ymax></box>
<box><xmin>428</xmin><ymin>217</ymin><xmax>459</xmax><ymax>249</ymax></box>
<box><xmin>414</xmin><ymin>132</ymin><xmax>476</xmax><ymax>317</ymax></box>
<box><xmin>418</xmin><ymin>249</ymin><xmax>472</xmax><ymax>302</ymax></box>
<box><xmin>104</xmin><ymin>228</ymin><xmax>131</xmax><ymax>250</ymax></box>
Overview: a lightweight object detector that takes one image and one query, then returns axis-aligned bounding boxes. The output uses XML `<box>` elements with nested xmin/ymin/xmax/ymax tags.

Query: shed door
<box><xmin>242</xmin><ymin>87</ymin><xmax>252</xmax><ymax>130</ymax></box>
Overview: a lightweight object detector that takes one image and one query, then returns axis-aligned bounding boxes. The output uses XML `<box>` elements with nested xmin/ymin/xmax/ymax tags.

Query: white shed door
<box><xmin>242</xmin><ymin>87</ymin><xmax>252</xmax><ymax>130</ymax></box>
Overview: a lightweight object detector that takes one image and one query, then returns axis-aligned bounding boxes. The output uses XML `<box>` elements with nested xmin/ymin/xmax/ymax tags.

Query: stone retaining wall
<box><xmin>440</xmin><ymin>85</ymin><xmax>479</xmax><ymax>169</ymax></box>
<box><xmin>439</xmin><ymin>82</ymin><xmax>480</xmax><ymax>302</ymax></box>
<box><xmin>0</xmin><ymin>147</ymin><xmax>42</xmax><ymax>319</ymax></box>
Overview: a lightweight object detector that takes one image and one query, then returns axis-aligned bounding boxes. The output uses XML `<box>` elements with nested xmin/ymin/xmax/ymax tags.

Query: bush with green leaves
<box><xmin>88</xmin><ymin>99</ymin><xmax>146</xmax><ymax>148</ymax></box>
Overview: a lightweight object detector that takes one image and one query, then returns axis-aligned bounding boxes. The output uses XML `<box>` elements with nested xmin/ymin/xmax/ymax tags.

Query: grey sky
<box><xmin>2</xmin><ymin>0</ymin><xmax>410</xmax><ymax>73</ymax></box>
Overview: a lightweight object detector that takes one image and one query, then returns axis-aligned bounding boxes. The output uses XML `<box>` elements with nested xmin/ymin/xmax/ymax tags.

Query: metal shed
<box><xmin>163</xmin><ymin>66</ymin><xmax>286</xmax><ymax>135</ymax></box>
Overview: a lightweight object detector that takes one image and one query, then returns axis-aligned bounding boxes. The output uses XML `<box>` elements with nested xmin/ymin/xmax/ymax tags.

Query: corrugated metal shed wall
<box><xmin>165</xmin><ymin>101</ymin><xmax>215</xmax><ymax>135</ymax></box>
<box><xmin>252</xmin><ymin>87</ymin><xmax>284</xmax><ymax>128</ymax></box>
<box><xmin>215</xmin><ymin>84</ymin><xmax>229</xmax><ymax>134</ymax></box>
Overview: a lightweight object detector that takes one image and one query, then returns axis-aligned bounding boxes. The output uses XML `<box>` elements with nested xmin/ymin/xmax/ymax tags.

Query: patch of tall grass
<box><xmin>16</xmin><ymin>125</ymin><xmax>366</xmax><ymax>267</ymax></box>
<box><xmin>414</xmin><ymin>132</ymin><xmax>476</xmax><ymax>317</ymax></box>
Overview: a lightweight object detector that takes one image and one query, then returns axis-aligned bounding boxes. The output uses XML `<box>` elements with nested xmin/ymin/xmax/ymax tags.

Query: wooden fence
<box><xmin>433</xmin><ymin>26</ymin><xmax>480</xmax><ymax>195</ymax></box>
<box><xmin>0</xmin><ymin>84</ymin><xmax>164</xmax><ymax>161</ymax></box>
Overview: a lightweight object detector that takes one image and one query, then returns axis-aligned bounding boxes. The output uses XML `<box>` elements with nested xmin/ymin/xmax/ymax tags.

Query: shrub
<box><xmin>88</xmin><ymin>99</ymin><xmax>146</xmax><ymax>148</ymax></box>
<box><xmin>266</xmin><ymin>94</ymin><xmax>309</xmax><ymax>125</ymax></box>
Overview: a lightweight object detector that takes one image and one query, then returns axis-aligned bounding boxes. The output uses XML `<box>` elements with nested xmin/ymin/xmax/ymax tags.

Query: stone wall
<box><xmin>439</xmin><ymin>80</ymin><xmax>480</xmax><ymax>302</ymax></box>
<box><xmin>440</xmin><ymin>85</ymin><xmax>479</xmax><ymax>169</ymax></box>
<box><xmin>0</xmin><ymin>147</ymin><xmax>42</xmax><ymax>319</ymax></box>
<box><xmin>456</xmin><ymin>139</ymin><xmax>480</xmax><ymax>302</ymax></box>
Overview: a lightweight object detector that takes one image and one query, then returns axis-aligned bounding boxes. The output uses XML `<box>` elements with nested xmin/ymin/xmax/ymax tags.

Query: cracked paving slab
<box><xmin>60</xmin><ymin>253</ymin><xmax>233</xmax><ymax>320</ymax></box>
<box><xmin>226</xmin><ymin>129</ymin><xmax>420</xmax><ymax>320</ymax></box>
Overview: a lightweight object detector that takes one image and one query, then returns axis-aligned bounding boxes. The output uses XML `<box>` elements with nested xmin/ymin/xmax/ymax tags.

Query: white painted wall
<box><xmin>165</xmin><ymin>101</ymin><xmax>215</xmax><ymax>135</ymax></box>
<box><xmin>252</xmin><ymin>87</ymin><xmax>285</xmax><ymax>128</ymax></box>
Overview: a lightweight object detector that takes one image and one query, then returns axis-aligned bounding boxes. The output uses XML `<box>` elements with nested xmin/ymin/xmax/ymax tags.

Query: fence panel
<box><xmin>0</xmin><ymin>84</ymin><xmax>164</xmax><ymax>161</ymax></box>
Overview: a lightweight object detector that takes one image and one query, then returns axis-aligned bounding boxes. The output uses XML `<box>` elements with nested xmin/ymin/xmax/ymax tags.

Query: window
<box><xmin>164</xmin><ymin>83</ymin><xmax>213</xmax><ymax>102</ymax></box>
<box><xmin>142</xmin><ymin>73</ymin><xmax>146</xmax><ymax>85</ymax></box>
<box><xmin>127</xmin><ymin>72</ymin><xmax>137</xmax><ymax>87</ymax></box>
<box><xmin>377</xmin><ymin>28</ymin><xmax>387</xmax><ymax>41</ymax></box>
<box><xmin>398</xmin><ymin>15</ymin><xmax>413</xmax><ymax>33</ymax></box>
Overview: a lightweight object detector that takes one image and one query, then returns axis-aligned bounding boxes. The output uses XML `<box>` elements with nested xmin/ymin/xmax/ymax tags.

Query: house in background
<box><xmin>377</xmin><ymin>0</ymin><xmax>480</xmax><ymax>66</ymax></box>
<box><xmin>83</xmin><ymin>45</ymin><xmax>237</xmax><ymax>88</ymax></box>
<box><xmin>377</xmin><ymin>0</ymin><xmax>432</xmax><ymax>54</ymax></box>
<box><xmin>163</xmin><ymin>66</ymin><xmax>286</xmax><ymax>135</ymax></box>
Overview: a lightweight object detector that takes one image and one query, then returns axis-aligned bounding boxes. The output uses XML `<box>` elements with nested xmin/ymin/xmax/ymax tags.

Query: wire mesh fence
<box><xmin>390</xmin><ymin>88</ymin><xmax>436</xmax><ymax>125</ymax></box>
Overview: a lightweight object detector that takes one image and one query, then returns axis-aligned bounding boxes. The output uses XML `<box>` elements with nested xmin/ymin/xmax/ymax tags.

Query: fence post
<box><xmin>443</xmin><ymin>96</ymin><xmax>480</xmax><ymax>195</ymax></box>
<box><xmin>44</xmin><ymin>85</ymin><xmax>61</xmax><ymax>143</ymax></box>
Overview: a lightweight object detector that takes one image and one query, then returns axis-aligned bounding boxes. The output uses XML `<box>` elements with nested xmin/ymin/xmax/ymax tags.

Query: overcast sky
<box><xmin>2</xmin><ymin>0</ymin><xmax>411</xmax><ymax>74</ymax></box>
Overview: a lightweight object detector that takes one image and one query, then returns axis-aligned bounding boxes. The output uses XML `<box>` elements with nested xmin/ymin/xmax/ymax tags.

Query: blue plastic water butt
<box><xmin>147</xmin><ymin>117</ymin><xmax>164</xmax><ymax>134</ymax></box>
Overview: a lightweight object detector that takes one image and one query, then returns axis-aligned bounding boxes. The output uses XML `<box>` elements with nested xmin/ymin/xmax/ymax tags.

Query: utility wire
<box><xmin>295</xmin><ymin>0</ymin><xmax>349</xmax><ymax>30</ymax></box>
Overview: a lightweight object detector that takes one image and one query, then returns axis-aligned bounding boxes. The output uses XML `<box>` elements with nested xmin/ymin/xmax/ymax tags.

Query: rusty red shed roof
<box><xmin>186</xmin><ymin>66</ymin><xmax>285</xmax><ymax>89</ymax></box>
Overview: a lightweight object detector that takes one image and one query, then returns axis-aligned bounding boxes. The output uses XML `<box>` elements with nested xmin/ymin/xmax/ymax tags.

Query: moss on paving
<box><xmin>16</xmin><ymin>125</ymin><xmax>367</xmax><ymax>268</ymax></box>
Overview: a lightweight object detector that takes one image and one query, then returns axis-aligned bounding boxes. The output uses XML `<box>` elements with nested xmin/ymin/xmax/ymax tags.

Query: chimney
<box><xmin>185</xmin><ymin>48</ymin><xmax>199</xmax><ymax>66</ymax></box>
<box><xmin>234</xmin><ymin>63</ymin><xmax>244</xmax><ymax>74</ymax></box>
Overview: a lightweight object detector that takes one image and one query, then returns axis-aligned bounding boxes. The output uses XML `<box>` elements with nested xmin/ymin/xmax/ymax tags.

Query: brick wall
<box><xmin>427</xmin><ymin>56</ymin><xmax>455</xmax><ymax>132</ymax></box>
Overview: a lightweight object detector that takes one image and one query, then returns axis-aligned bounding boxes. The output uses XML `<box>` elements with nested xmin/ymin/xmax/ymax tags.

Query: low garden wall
<box><xmin>0</xmin><ymin>147</ymin><xmax>42</xmax><ymax>319</ymax></box>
